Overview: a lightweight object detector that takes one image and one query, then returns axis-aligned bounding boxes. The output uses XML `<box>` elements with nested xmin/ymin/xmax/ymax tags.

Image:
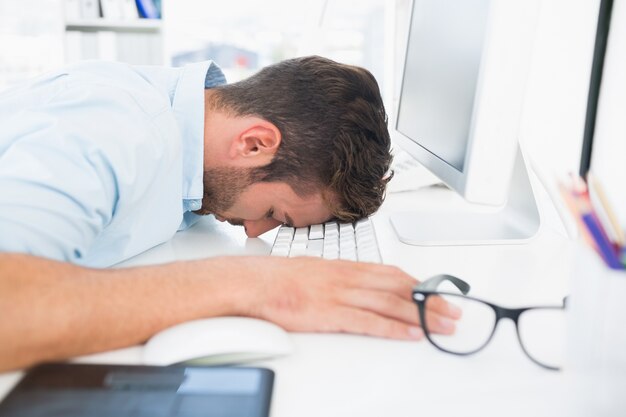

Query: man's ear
<box><xmin>230</xmin><ymin>118</ymin><xmax>281</xmax><ymax>165</ymax></box>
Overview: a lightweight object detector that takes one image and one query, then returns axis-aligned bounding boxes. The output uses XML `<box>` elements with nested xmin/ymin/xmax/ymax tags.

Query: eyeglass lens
<box><xmin>517</xmin><ymin>308</ymin><xmax>566</xmax><ymax>369</ymax></box>
<box><xmin>425</xmin><ymin>292</ymin><xmax>566</xmax><ymax>369</ymax></box>
<box><xmin>426</xmin><ymin>293</ymin><xmax>496</xmax><ymax>354</ymax></box>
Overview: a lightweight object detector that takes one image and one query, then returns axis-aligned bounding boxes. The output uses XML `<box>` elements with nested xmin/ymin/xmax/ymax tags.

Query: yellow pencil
<box><xmin>587</xmin><ymin>172</ymin><xmax>625</xmax><ymax>247</ymax></box>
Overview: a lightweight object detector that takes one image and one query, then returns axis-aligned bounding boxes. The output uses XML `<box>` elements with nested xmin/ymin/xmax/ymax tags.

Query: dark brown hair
<box><xmin>208</xmin><ymin>56</ymin><xmax>393</xmax><ymax>222</ymax></box>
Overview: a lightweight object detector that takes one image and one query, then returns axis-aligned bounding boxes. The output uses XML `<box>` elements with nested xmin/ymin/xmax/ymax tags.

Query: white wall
<box><xmin>163</xmin><ymin>0</ymin><xmax>388</xmax><ymax>86</ymax></box>
<box><xmin>0</xmin><ymin>0</ymin><xmax>64</xmax><ymax>90</ymax></box>
<box><xmin>520</xmin><ymin>0</ymin><xmax>600</xmax><ymax>177</ymax></box>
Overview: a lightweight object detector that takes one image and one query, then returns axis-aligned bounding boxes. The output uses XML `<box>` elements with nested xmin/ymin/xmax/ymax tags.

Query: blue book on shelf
<box><xmin>135</xmin><ymin>0</ymin><xmax>160</xmax><ymax>19</ymax></box>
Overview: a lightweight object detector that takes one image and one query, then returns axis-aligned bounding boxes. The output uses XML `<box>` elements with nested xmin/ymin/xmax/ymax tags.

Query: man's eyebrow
<box><xmin>284</xmin><ymin>212</ymin><xmax>294</xmax><ymax>227</ymax></box>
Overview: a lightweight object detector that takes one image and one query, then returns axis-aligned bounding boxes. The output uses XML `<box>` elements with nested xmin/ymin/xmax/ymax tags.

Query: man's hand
<box><xmin>237</xmin><ymin>257</ymin><xmax>461</xmax><ymax>340</ymax></box>
<box><xmin>0</xmin><ymin>253</ymin><xmax>460</xmax><ymax>372</ymax></box>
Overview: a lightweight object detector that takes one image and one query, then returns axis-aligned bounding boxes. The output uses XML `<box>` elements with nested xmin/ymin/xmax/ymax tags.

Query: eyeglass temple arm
<box><xmin>415</xmin><ymin>274</ymin><xmax>471</xmax><ymax>295</ymax></box>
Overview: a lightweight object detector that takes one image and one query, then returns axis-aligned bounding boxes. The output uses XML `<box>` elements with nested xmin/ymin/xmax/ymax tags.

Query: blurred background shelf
<box><xmin>65</xmin><ymin>19</ymin><xmax>162</xmax><ymax>32</ymax></box>
<box><xmin>63</xmin><ymin>0</ymin><xmax>164</xmax><ymax>66</ymax></box>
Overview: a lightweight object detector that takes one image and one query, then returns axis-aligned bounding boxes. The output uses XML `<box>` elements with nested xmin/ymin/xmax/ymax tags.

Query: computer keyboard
<box><xmin>270</xmin><ymin>218</ymin><xmax>381</xmax><ymax>263</ymax></box>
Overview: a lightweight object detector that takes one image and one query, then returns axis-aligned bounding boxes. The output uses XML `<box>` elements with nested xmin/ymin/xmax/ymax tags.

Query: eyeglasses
<box><xmin>412</xmin><ymin>274</ymin><xmax>567</xmax><ymax>370</ymax></box>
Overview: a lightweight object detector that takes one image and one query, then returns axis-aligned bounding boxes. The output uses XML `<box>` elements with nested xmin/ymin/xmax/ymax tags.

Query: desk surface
<box><xmin>0</xmin><ymin>181</ymin><xmax>576</xmax><ymax>417</ymax></box>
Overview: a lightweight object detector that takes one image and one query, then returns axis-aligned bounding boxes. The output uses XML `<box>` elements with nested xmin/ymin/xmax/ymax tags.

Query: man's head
<box><xmin>199</xmin><ymin>55</ymin><xmax>393</xmax><ymax>236</ymax></box>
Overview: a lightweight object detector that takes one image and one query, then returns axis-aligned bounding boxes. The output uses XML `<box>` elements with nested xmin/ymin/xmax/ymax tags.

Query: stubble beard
<box><xmin>195</xmin><ymin>166</ymin><xmax>253</xmax><ymax>216</ymax></box>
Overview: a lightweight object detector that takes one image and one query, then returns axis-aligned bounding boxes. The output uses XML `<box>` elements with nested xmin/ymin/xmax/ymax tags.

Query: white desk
<box><xmin>0</xmin><ymin>181</ymin><xmax>576</xmax><ymax>417</ymax></box>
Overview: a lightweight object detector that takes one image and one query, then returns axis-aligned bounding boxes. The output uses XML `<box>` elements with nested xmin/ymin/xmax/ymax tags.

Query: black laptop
<box><xmin>0</xmin><ymin>363</ymin><xmax>274</xmax><ymax>417</ymax></box>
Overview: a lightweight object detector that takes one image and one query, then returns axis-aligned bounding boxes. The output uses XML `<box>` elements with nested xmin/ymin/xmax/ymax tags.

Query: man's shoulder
<box><xmin>32</xmin><ymin>63</ymin><xmax>182</xmax><ymax>163</ymax></box>
<box><xmin>60</xmin><ymin>61</ymin><xmax>175</xmax><ymax>118</ymax></box>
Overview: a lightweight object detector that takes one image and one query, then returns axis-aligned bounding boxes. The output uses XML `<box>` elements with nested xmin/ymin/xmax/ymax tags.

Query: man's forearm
<box><xmin>0</xmin><ymin>253</ymin><xmax>461</xmax><ymax>373</ymax></box>
<box><xmin>0</xmin><ymin>254</ymin><xmax>248</xmax><ymax>372</ymax></box>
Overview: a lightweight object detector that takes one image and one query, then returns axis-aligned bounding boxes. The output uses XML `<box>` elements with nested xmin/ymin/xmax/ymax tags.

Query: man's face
<box><xmin>201</xmin><ymin>167</ymin><xmax>333</xmax><ymax>237</ymax></box>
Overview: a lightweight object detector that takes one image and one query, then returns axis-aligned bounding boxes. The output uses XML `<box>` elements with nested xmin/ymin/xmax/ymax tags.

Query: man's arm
<box><xmin>0</xmin><ymin>253</ymin><xmax>460</xmax><ymax>372</ymax></box>
<box><xmin>0</xmin><ymin>253</ymin><xmax>245</xmax><ymax>372</ymax></box>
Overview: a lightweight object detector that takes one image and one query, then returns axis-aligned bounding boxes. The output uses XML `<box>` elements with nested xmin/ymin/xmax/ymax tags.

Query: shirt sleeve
<box><xmin>0</xmin><ymin>118</ymin><xmax>116</xmax><ymax>262</ymax></box>
<box><xmin>0</xmin><ymin>82</ymin><xmax>154</xmax><ymax>263</ymax></box>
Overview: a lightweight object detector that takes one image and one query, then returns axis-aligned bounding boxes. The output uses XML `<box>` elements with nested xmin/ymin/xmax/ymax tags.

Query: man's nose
<box><xmin>243</xmin><ymin>218</ymin><xmax>283</xmax><ymax>238</ymax></box>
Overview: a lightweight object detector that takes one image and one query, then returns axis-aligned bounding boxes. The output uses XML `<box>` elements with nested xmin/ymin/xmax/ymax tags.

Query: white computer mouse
<box><xmin>142</xmin><ymin>317</ymin><xmax>294</xmax><ymax>366</ymax></box>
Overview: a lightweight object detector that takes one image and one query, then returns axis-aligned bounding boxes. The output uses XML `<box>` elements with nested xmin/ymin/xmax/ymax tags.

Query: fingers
<box><xmin>425</xmin><ymin>294</ymin><xmax>463</xmax><ymax>320</ymax></box>
<box><xmin>336</xmin><ymin>262</ymin><xmax>416</xmax><ymax>296</ymax></box>
<box><xmin>418</xmin><ymin>308</ymin><xmax>457</xmax><ymax>335</ymax></box>
<box><xmin>332</xmin><ymin>261</ymin><xmax>462</xmax><ymax>322</ymax></box>
<box><xmin>340</xmin><ymin>289</ymin><xmax>457</xmax><ymax>335</ymax></box>
<box><xmin>334</xmin><ymin>307</ymin><xmax>424</xmax><ymax>340</ymax></box>
<box><xmin>340</xmin><ymin>289</ymin><xmax>418</xmax><ymax>324</ymax></box>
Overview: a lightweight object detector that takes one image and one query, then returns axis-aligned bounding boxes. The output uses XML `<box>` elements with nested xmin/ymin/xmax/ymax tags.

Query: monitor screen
<box><xmin>396</xmin><ymin>0</ymin><xmax>491</xmax><ymax>172</ymax></box>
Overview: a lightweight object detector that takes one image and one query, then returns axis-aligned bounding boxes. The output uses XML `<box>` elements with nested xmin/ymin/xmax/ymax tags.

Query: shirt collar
<box><xmin>171</xmin><ymin>60</ymin><xmax>226</xmax><ymax>201</ymax></box>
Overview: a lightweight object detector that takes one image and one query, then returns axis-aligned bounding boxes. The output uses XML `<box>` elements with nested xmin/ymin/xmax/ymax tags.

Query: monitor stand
<box><xmin>389</xmin><ymin>147</ymin><xmax>540</xmax><ymax>245</ymax></box>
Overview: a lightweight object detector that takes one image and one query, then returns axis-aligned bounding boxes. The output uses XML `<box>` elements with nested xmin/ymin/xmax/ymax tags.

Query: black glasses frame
<box><xmin>412</xmin><ymin>274</ymin><xmax>566</xmax><ymax>371</ymax></box>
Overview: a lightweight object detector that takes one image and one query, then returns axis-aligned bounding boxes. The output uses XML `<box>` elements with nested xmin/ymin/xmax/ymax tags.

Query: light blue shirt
<box><xmin>0</xmin><ymin>60</ymin><xmax>226</xmax><ymax>267</ymax></box>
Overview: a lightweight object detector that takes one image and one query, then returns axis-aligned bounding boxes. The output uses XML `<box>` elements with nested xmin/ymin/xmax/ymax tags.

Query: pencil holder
<box><xmin>567</xmin><ymin>241</ymin><xmax>626</xmax><ymax>416</ymax></box>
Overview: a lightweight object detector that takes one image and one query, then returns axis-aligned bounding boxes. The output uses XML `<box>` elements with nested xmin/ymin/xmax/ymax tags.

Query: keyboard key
<box><xmin>289</xmin><ymin>241</ymin><xmax>307</xmax><ymax>257</ymax></box>
<box><xmin>323</xmin><ymin>248</ymin><xmax>339</xmax><ymax>260</ymax></box>
<box><xmin>277</xmin><ymin>227</ymin><xmax>295</xmax><ymax>238</ymax></box>
<box><xmin>339</xmin><ymin>222</ymin><xmax>354</xmax><ymax>234</ymax></box>
<box><xmin>305</xmin><ymin>239</ymin><xmax>324</xmax><ymax>257</ymax></box>
<box><xmin>325</xmin><ymin>222</ymin><xmax>338</xmax><ymax>235</ymax></box>
<box><xmin>355</xmin><ymin>218</ymin><xmax>371</xmax><ymax>231</ymax></box>
<box><xmin>294</xmin><ymin>227</ymin><xmax>309</xmax><ymax>242</ymax></box>
<box><xmin>271</xmin><ymin>246</ymin><xmax>290</xmax><ymax>257</ymax></box>
<box><xmin>309</xmin><ymin>224</ymin><xmax>324</xmax><ymax>240</ymax></box>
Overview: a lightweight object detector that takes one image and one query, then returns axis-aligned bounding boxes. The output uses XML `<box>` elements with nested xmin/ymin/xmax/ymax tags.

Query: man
<box><xmin>0</xmin><ymin>57</ymin><xmax>460</xmax><ymax>372</ymax></box>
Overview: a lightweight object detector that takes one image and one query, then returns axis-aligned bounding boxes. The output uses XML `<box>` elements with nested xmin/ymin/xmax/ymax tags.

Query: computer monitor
<box><xmin>390</xmin><ymin>0</ymin><xmax>542</xmax><ymax>245</ymax></box>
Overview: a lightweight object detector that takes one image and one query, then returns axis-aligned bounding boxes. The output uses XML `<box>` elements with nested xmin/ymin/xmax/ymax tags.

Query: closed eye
<box><xmin>284</xmin><ymin>213</ymin><xmax>294</xmax><ymax>228</ymax></box>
